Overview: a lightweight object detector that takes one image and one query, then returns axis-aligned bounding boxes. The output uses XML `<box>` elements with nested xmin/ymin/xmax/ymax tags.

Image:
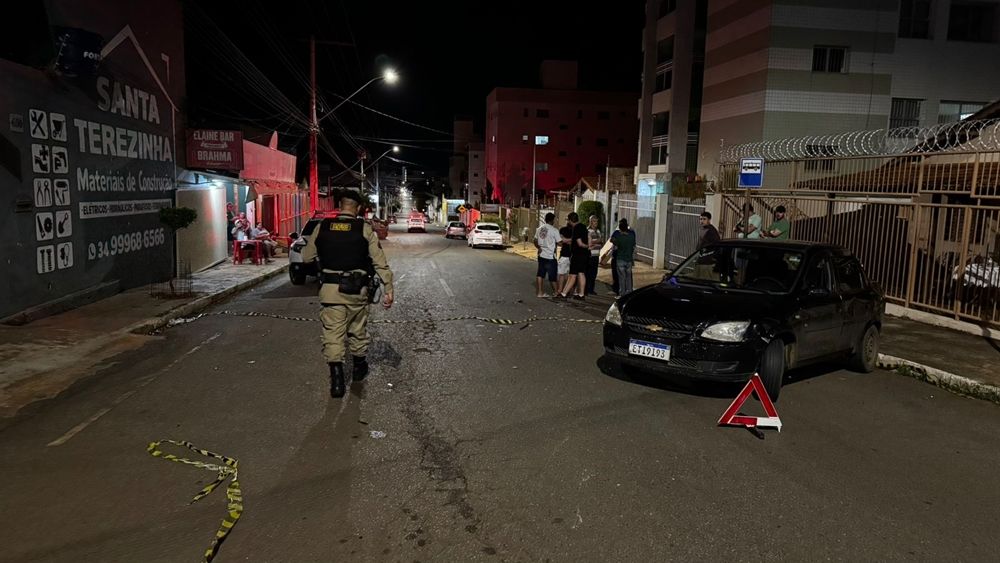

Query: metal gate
<box><xmin>614</xmin><ymin>193</ymin><xmax>656</xmax><ymax>263</ymax></box>
<box><xmin>666</xmin><ymin>199</ymin><xmax>706</xmax><ymax>268</ymax></box>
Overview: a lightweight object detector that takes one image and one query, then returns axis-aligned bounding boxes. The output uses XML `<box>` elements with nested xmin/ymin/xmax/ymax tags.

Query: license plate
<box><xmin>629</xmin><ymin>339</ymin><xmax>670</xmax><ymax>361</ymax></box>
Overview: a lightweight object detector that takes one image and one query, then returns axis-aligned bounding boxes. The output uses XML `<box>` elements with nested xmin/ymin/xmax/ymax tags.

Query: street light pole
<box><xmin>308</xmin><ymin>36</ymin><xmax>319</xmax><ymax>213</ymax></box>
<box><xmin>319</xmin><ymin>69</ymin><xmax>398</xmax><ymax>123</ymax></box>
<box><xmin>531</xmin><ymin>142</ymin><xmax>537</xmax><ymax>209</ymax></box>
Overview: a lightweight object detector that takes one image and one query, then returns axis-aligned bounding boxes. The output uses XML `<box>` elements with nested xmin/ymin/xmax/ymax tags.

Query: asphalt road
<box><xmin>3</xmin><ymin>225</ymin><xmax>1000</xmax><ymax>562</ymax></box>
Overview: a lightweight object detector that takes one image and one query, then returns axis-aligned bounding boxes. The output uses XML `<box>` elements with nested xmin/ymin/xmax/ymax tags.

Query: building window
<box><xmin>658</xmin><ymin>0</ymin><xmax>676</xmax><ymax>18</ymax></box>
<box><xmin>576</xmin><ymin>136</ymin><xmax>582</xmax><ymax>146</ymax></box>
<box><xmin>598</xmin><ymin>111</ymin><xmax>610</xmax><ymax>120</ymax></box>
<box><xmin>596</xmin><ymin>138</ymin><xmax>608</xmax><ymax>147</ymax></box>
<box><xmin>812</xmin><ymin>46</ymin><xmax>848</xmax><ymax>73</ymax></box>
<box><xmin>536</xmin><ymin>162</ymin><xmax>549</xmax><ymax>172</ymax></box>
<box><xmin>948</xmin><ymin>2</ymin><xmax>997</xmax><ymax>42</ymax></box>
<box><xmin>558</xmin><ymin>150</ymin><xmax>567</xmax><ymax>157</ymax></box>
<box><xmin>656</xmin><ymin>37</ymin><xmax>674</xmax><ymax>64</ymax></box>
<box><xmin>536</xmin><ymin>109</ymin><xmax>550</xmax><ymax>118</ymax></box>
<box><xmin>652</xmin><ymin>112</ymin><xmax>669</xmax><ymax>136</ymax></box>
<box><xmin>890</xmin><ymin>98</ymin><xmax>923</xmax><ymax>129</ymax></box>
<box><xmin>651</xmin><ymin>146</ymin><xmax>667</xmax><ymax>165</ymax></box>
<box><xmin>473</xmin><ymin>173</ymin><xmax>479</xmax><ymax>177</ymax></box>
<box><xmin>577</xmin><ymin>109</ymin><xmax>583</xmax><ymax>118</ymax></box>
<box><xmin>655</xmin><ymin>68</ymin><xmax>673</xmax><ymax>92</ymax></box>
<box><xmin>899</xmin><ymin>0</ymin><xmax>931</xmax><ymax>39</ymax></box>
<box><xmin>559</xmin><ymin>124</ymin><xmax>568</xmax><ymax>130</ymax></box>
<box><xmin>523</xmin><ymin>108</ymin><xmax>528</xmax><ymax>117</ymax></box>
<box><xmin>804</xmin><ymin>145</ymin><xmax>836</xmax><ymax>171</ymax></box>
<box><xmin>938</xmin><ymin>100</ymin><xmax>984</xmax><ymax>123</ymax></box>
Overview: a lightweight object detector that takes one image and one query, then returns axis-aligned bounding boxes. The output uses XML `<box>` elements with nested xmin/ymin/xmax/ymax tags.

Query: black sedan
<box><xmin>603</xmin><ymin>240</ymin><xmax>884</xmax><ymax>400</ymax></box>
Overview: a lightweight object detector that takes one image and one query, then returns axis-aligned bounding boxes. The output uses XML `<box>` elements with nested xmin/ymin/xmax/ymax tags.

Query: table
<box><xmin>233</xmin><ymin>240</ymin><xmax>264</xmax><ymax>265</ymax></box>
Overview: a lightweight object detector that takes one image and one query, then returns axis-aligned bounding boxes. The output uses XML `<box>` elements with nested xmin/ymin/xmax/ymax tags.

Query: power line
<box><xmin>324</xmin><ymin>92</ymin><xmax>454</xmax><ymax>137</ymax></box>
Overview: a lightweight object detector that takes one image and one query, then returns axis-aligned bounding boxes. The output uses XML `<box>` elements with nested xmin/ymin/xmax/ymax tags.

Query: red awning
<box><xmin>245</xmin><ymin>179</ymin><xmax>299</xmax><ymax>196</ymax></box>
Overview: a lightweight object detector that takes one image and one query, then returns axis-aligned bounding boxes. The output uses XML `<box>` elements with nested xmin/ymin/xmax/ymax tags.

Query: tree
<box><xmin>577</xmin><ymin>201</ymin><xmax>605</xmax><ymax>230</ymax></box>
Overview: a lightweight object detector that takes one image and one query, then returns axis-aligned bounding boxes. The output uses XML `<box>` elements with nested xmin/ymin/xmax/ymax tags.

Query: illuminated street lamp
<box><xmin>319</xmin><ymin>68</ymin><xmax>399</xmax><ymax>122</ymax></box>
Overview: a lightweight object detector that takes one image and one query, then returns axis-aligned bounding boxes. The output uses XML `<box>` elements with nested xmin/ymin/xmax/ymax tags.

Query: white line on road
<box><xmin>439</xmin><ymin>278</ymin><xmax>455</xmax><ymax>297</ymax></box>
<box><xmin>47</xmin><ymin>332</ymin><xmax>222</xmax><ymax>447</ymax></box>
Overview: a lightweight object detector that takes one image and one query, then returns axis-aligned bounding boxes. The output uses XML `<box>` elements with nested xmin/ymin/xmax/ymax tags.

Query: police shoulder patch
<box><xmin>329</xmin><ymin>223</ymin><xmax>352</xmax><ymax>231</ymax></box>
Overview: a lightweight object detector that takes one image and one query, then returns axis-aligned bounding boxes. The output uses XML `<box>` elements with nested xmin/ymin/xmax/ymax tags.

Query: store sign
<box><xmin>186</xmin><ymin>129</ymin><xmax>244</xmax><ymax>171</ymax></box>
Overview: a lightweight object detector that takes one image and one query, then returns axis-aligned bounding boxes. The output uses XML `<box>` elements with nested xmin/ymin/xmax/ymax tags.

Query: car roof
<box><xmin>708</xmin><ymin>239</ymin><xmax>851</xmax><ymax>256</ymax></box>
<box><xmin>476</xmin><ymin>222</ymin><xmax>500</xmax><ymax>226</ymax></box>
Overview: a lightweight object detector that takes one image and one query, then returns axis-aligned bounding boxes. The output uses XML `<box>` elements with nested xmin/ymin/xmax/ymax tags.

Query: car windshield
<box><xmin>477</xmin><ymin>224</ymin><xmax>500</xmax><ymax>231</ymax></box>
<box><xmin>668</xmin><ymin>245</ymin><xmax>805</xmax><ymax>293</ymax></box>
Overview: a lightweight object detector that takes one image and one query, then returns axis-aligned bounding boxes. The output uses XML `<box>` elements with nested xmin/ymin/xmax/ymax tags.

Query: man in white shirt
<box><xmin>533</xmin><ymin>212</ymin><xmax>560</xmax><ymax>297</ymax></box>
<box><xmin>736</xmin><ymin>205</ymin><xmax>762</xmax><ymax>239</ymax></box>
<box><xmin>250</xmin><ymin>222</ymin><xmax>277</xmax><ymax>263</ymax></box>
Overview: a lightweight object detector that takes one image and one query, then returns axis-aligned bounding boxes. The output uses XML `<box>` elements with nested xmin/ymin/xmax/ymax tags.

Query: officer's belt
<box><xmin>321</xmin><ymin>271</ymin><xmax>368</xmax><ymax>284</ymax></box>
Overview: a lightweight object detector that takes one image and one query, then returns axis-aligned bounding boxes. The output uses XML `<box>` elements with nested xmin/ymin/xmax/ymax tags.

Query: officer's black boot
<box><xmin>329</xmin><ymin>363</ymin><xmax>346</xmax><ymax>398</ymax></box>
<box><xmin>352</xmin><ymin>356</ymin><xmax>369</xmax><ymax>382</ymax></box>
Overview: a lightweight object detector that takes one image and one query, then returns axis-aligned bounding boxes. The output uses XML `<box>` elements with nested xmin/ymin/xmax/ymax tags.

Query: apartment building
<box><xmin>636</xmin><ymin>0</ymin><xmax>1000</xmax><ymax>185</ymax></box>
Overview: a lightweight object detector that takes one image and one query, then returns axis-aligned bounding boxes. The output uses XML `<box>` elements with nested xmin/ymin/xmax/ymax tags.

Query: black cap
<box><xmin>775</xmin><ymin>205</ymin><xmax>786</xmax><ymax>213</ymax></box>
<box><xmin>338</xmin><ymin>190</ymin><xmax>365</xmax><ymax>206</ymax></box>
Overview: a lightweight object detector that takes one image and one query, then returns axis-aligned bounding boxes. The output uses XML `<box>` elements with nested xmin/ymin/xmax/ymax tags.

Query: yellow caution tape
<box><xmin>189</xmin><ymin>310</ymin><xmax>603</xmax><ymax>326</ymax></box>
<box><xmin>147</xmin><ymin>440</ymin><xmax>242</xmax><ymax>563</ymax></box>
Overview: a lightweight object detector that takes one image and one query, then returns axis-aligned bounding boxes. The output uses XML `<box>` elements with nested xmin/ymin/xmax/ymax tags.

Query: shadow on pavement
<box><xmin>596</xmin><ymin>355</ymin><xmax>845</xmax><ymax>401</ymax></box>
<box><xmin>260</xmin><ymin>282</ymin><xmax>319</xmax><ymax>299</ymax></box>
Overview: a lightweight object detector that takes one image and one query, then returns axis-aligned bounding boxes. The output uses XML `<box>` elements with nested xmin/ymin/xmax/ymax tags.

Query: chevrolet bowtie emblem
<box><xmin>645</xmin><ymin>324</ymin><xmax>664</xmax><ymax>332</ymax></box>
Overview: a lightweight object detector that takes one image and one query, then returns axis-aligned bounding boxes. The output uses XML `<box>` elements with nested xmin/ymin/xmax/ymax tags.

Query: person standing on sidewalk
<box><xmin>533</xmin><ymin>212</ymin><xmax>560</xmax><ymax>297</ymax></box>
<box><xmin>557</xmin><ymin>224</ymin><xmax>573</xmax><ymax>294</ymax></box>
<box><xmin>558</xmin><ymin>212</ymin><xmax>590</xmax><ymax>299</ymax></box>
<box><xmin>697</xmin><ymin>211</ymin><xmax>721</xmax><ymax>250</ymax></box>
<box><xmin>301</xmin><ymin>190</ymin><xmax>394</xmax><ymax>399</ymax></box>
<box><xmin>762</xmin><ymin>205</ymin><xmax>791</xmax><ymax>239</ymax></box>
<box><xmin>610</xmin><ymin>219</ymin><xmax>636</xmax><ymax>295</ymax></box>
<box><xmin>585</xmin><ymin>215</ymin><xmax>603</xmax><ymax>296</ymax></box>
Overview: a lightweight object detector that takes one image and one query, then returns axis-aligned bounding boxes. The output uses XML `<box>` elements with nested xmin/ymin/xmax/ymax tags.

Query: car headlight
<box><xmin>700</xmin><ymin>321</ymin><xmax>750</xmax><ymax>342</ymax></box>
<box><xmin>605</xmin><ymin>302</ymin><xmax>623</xmax><ymax>326</ymax></box>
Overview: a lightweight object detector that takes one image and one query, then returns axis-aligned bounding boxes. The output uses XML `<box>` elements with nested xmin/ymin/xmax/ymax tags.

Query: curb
<box><xmin>877</xmin><ymin>353</ymin><xmax>1000</xmax><ymax>405</ymax></box>
<box><xmin>126</xmin><ymin>265</ymin><xmax>289</xmax><ymax>335</ymax></box>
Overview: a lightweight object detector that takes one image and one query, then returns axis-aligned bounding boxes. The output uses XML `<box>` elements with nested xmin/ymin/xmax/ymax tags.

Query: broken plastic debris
<box><xmin>370</xmin><ymin>430</ymin><xmax>386</xmax><ymax>439</ymax></box>
<box><xmin>247</xmin><ymin>360</ymin><xmax>255</xmax><ymax>364</ymax></box>
<box><xmin>387</xmin><ymin>383</ymin><xmax>394</xmax><ymax>389</ymax></box>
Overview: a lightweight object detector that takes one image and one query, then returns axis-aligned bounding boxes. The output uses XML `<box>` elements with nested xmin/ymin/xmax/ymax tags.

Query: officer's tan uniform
<box><xmin>301</xmin><ymin>213</ymin><xmax>393</xmax><ymax>363</ymax></box>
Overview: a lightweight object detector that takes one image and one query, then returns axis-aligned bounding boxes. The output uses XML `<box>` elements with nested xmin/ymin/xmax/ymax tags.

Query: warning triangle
<box><xmin>717</xmin><ymin>374</ymin><xmax>782</xmax><ymax>431</ymax></box>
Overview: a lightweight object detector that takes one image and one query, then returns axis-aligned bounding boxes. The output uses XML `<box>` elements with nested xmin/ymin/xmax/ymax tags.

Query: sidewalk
<box><xmin>0</xmin><ymin>261</ymin><xmax>287</xmax><ymax>421</ymax></box>
<box><xmin>505</xmin><ymin>246</ymin><xmax>1000</xmax><ymax>405</ymax></box>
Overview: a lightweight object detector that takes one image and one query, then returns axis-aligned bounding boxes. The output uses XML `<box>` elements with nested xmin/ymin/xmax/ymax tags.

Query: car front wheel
<box><xmin>758</xmin><ymin>340</ymin><xmax>785</xmax><ymax>401</ymax></box>
<box><xmin>289</xmin><ymin>269</ymin><xmax>306</xmax><ymax>285</ymax></box>
<box><xmin>849</xmin><ymin>324</ymin><xmax>880</xmax><ymax>373</ymax></box>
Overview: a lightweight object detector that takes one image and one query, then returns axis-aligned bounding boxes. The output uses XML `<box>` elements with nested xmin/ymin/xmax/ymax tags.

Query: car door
<box><xmin>795</xmin><ymin>254</ymin><xmax>844</xmax><ymax>360</ymax></box>
<box><xmin>833</xmin><ymin>255</ymin><xmax>874</xmax><ymax>352</ymax></box>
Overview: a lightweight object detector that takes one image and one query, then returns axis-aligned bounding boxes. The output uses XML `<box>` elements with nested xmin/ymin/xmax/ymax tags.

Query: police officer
<box><xmin>301</xmin><ymin>190</ymin><xmax>394</xmax><ymax>398</ymax></box>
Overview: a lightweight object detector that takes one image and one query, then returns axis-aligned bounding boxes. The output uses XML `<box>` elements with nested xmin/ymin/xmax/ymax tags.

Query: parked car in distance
<box><xmin>467</xmin><ymin>222</ymin><xmax>504</xmax><ymax>249</ymax></box>
<box><xmin>445</xmin><ymin>221</ymin><xmax>467</xmax><ymax>239</ymax></box>
<box><xmin>602</xmin><ymin>240</ymin><xmax>884</xmax><ymax>400</ymax></box>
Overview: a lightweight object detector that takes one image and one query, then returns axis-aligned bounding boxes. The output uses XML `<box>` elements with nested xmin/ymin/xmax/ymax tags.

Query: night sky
<box><xmin>189</xmin><ymin>0</ymin><xmax>644</xmax><ymax>177</ymax></box>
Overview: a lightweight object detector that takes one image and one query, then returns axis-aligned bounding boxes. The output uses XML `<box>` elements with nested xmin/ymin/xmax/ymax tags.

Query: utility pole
<box><xmin>308</xmin><ymin>36</ymin><xmax>319</xmax><ymax>213</ymax></box>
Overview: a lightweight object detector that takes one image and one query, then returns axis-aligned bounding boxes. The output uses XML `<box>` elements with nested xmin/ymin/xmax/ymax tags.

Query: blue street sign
<box><xmin>738</xmin><ymin>158</ymin><xmax>764</xmax><ymax>188</ymax></box>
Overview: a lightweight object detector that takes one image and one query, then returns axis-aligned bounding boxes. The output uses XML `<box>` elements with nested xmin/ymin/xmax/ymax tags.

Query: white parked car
<box><xmin>467</xmin><ymin>222</ymin><xmax>504</xmax><ymax>249</ymax></box>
